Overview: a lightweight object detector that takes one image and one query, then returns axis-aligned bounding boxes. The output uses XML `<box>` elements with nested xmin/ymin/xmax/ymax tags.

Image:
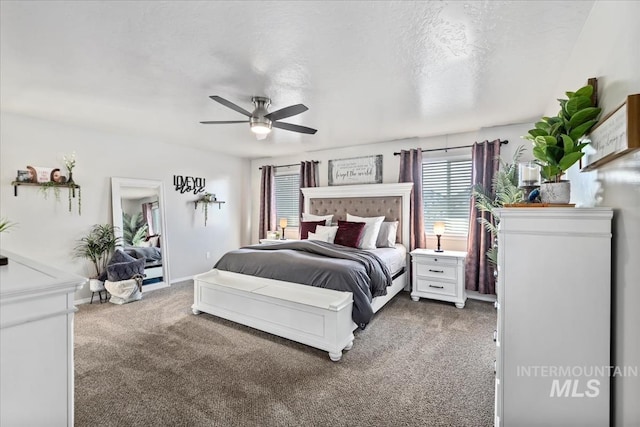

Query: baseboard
<box><xmin>171</xmin><ymin>275</ymin><xmax>195</xmax><ymax>285</ymax></box>
<box><xmin>75</xmin><ymin>296</ymin><xmax>93</xmax><ymax>305</ymax></box>
<box><xmin>467</xmin><ymin>290</ymin><xmax>496</xmax><ymax>303</ymax></box>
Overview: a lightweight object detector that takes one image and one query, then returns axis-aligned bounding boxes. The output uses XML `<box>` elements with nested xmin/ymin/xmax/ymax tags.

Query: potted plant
<box><xmin>73</xmin><ymin>224</ymin><xmax>121</xmax><ymax>289</ymax></box>
<box><xmin>0</xmin><ymin>218</ymin><xmax>17</xmax><ymax>266</ymax></box>
<box><xmin>522</xmin><ymin>84</ymin><xmax>602</xmax><ymax>203</ymax></box>
<box><xmin>472</xmin><ymin>145</ymin><xmax>526</xmax><ymax>266</ymax></box>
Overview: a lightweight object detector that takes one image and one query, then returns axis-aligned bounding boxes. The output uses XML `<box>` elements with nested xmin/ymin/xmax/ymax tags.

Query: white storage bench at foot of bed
<box><xmin>192</xmin><ymin>269</ymin><xmax>355</xmax><ymax>361</ymax></box>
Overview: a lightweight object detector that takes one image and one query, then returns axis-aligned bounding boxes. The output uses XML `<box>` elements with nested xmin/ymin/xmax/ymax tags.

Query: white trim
<box><xmin>467</xmin><ymin>290</ymin><xmax>497</xmax><ymax>303</ymax></box>
<box><xmin>111</xmin><ymin>177</ymin><xmax>171</xmax><ymax>290</ymax></box>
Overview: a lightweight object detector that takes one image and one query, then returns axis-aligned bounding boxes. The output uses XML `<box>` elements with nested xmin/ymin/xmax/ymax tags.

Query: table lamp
<box><xmin>433</xmin><ymin>221</ymin><xmax>445</xmax><ymax>252</ymax></box>
<box><xmin>279</xmin><ymin>218</ymin><xmax>288</xmax><ymax>240</ymax></box>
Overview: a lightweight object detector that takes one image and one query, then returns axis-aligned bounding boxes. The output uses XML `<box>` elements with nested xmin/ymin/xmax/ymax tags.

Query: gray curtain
<box><xmin>465</xmin><ymin>139</ymin><xmax>502</xmax><ymax>294</ymax></box>
<box><xmin>398</xmin><ymin>149</ymin><xmax>426</xmax><ymax>251</ymax></box>
<box><xmin>299</xmin><ymin>161</ymin><xmax>319</xmax><ymax>215</ymax></box>
<box><xmin>259</xmin><ymin>165</ymin><xmax>276</xmax><ymax>240</ymax></box>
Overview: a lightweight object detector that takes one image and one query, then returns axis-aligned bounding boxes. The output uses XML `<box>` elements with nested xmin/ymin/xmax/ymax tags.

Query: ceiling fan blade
<box><xmin>272</xmin><ymin>121</ymin><xmax>317</xmax><ymax>134</ymax></box>
<box><xmin>200</xmin><ymin>120</ymin><xmax>248</xmax><ymax>124</ymax></box>
<box><xmin>209</xmin><ymin>96</ymin><xmax>252</xmax><ymax>117</ymax></box>
<box><xmin>264</xmin><ymin>104</ymin><xmax>308</xmax><ymax>121</ymax></box>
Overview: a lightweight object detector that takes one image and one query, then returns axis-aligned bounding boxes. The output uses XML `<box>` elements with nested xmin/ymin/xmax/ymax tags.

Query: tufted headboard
<box><xmin>301</xmin><ymin>183</ymin><xmax>413</xmax><ymax>246</ymax></box>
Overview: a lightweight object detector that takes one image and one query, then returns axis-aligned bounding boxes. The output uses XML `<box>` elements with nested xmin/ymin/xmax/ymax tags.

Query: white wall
<box><xmin>546</xmin><ymin>2</ymin><xmax>640</xmax><ymax>425</ymax></box>
<box><xmin>250</xmin><ymin>122</ymin><xmax>533</xmax><ymax>250</ymax></box>
<box><xmin>0</xmin><ymin>112</ymin><xmax>251</xmax><ymax>301</ymax></box>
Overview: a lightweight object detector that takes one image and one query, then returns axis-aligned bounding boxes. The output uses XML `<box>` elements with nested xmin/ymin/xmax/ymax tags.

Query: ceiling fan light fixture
<box><xmin>250</xmin><ymin>122</ymin><xmax>272</xmax><ymax>135</ymax></box>
<box><xmin>250</xmin><ymin>115</ymin><xmax>272</xmax><ymax>135</ymax></box>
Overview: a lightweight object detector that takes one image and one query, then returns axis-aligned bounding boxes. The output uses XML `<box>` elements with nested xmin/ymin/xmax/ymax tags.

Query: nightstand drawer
<box><xmin>415</xmin><ymin>263</ymin><xmax>457</xmax><ymax>280</ymax></box>
<box><xmin>415</xmin><ymin>278</ymin><xmax>457</xmax><ymax>297</ymax></box>
<box><xmin>420</xmin><ymin>255</ymin><xmax>457</xmax><ymax>266</ymax></box>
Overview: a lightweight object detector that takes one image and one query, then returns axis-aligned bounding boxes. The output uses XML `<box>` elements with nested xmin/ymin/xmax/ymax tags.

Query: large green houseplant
<box><xmin>523</xmin><ymin>84</ymin><xmax>601</xmax><ymax>181</ymax></box>
<box><xmin>522</xmin><ymin>84</ymin><xmax>602</xmax><ymax>202</ymax></box>
<box><xmin>73</xmin><ymin>224</ymin><xmax>121</xmax><ymax>280</ymax></box>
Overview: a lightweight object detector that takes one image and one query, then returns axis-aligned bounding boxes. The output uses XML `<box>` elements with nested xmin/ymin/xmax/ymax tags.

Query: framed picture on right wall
<box><xmin>582</xmin><ymin>93</ymin><xmax>640</xmax><ymax>171</ymax></box>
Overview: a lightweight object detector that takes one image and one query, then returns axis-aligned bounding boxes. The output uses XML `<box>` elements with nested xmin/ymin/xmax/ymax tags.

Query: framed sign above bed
<box><xmin>328</xmin><ymin>155</ymin><xmax>382</xmax><ymax>186</ymax></box>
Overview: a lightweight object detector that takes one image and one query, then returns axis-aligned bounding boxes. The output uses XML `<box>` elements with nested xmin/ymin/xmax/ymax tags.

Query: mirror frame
<box><xmin>111</xmin><ymin>177</ymin><xmax>170</xmax><ymax>290</ymax></box>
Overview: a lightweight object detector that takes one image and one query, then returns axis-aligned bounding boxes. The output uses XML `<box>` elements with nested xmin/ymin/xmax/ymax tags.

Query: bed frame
<box><xmin>192</xmin><ymin>183</ymin><xmax>413</xmax><ymax>361</ymax></box>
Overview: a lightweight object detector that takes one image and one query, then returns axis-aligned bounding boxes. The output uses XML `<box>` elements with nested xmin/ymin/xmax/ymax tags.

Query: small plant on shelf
<box><xmin>40</xmin><ymin>181</ymin><xmax>61</xmax><ymax>201</ymax></box>
<box><xmin>195</xmin><ymin>193</ymin><xmax>215</xmax><ymax>226</ymax></box>
<box><xmin>63</xmin><ymin>151</ymin><xmax>76</xmax><ymax>184</ymax></box>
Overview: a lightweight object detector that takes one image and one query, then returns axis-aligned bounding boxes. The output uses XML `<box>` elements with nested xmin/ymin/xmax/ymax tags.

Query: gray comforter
<box><xmin>213</xmin><ymin>240</ymin><xmax>393</xmax><ymax>327</ymax></box>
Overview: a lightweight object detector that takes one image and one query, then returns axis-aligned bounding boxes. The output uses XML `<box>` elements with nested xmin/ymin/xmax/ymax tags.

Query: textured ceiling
<box><xmin>0</xmin><ymin>1</ymin><xmax>595</xmax><ymax>158</ymax></box>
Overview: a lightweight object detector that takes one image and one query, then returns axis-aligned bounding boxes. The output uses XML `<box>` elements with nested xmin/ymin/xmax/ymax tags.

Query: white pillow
<box><xmin>302</xmin><ymin>213</ymin><xmax>333</xmax><ymax>226</ymax></box>
<box><xmin>316</xmin><ymin>225</ymin><xmax>338</xmax><ymax>243</ymax></box>
<box><xmin>346</xmin><ymin>213</ymin><xmax>385</xmax><ymax>250</ymax></box>
<box><xmin>376</xmin><ymin>221</ymin><xmax>398</xmax><ymax>248</ymax></box>
<box><xmin>307</xmin><ymin>231</ymin><xmax>331</xmax><ymax>242</ymax></box>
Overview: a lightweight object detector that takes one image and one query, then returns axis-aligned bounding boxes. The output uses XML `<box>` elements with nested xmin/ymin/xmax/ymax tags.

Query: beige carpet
<box><xmin>75</xmin><ymin>281</ymin><xmax>496</xmax><ymax>426</ymax></box>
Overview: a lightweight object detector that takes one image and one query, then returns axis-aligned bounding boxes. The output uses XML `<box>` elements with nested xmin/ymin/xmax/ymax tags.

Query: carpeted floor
<box><xmin>75</xmin><ymin>281</ymin><xmax>496</xmax><ymax>426</ymax></box>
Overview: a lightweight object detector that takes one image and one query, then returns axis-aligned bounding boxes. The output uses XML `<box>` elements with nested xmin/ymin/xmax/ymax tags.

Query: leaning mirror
<box><xmin>111</xmin><ymin>177</ymin><xmax>170</xmax><ymax>291</ymax></box>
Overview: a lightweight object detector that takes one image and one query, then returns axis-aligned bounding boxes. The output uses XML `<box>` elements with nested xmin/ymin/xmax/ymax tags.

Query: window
<box><xmin>275</xmin><ymin>173</ymin><xmax>300</xmax><ymax>227</ymax></box>
<box><xmin>422</xmin><ymin>159</ymin><xmax>472</xmax><ymax>236</ymax></box>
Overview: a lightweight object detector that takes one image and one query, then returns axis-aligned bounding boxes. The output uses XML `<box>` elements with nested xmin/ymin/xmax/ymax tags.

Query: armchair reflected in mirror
<box><xmin>111</xmin><ymin>177</ymin><xmax>170</xmax><ymax>291</ymax></box>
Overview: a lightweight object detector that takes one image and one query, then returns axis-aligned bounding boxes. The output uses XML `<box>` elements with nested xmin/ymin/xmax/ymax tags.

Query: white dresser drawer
<box><xmin>415</xmin><ymin>278</ymin><xmax>457</xmax><ymax>297</ymax></box>
<box><xmin>415</xmin><ymin>263</ymin><xmax>457</xmax><ymax>281</ymax></box>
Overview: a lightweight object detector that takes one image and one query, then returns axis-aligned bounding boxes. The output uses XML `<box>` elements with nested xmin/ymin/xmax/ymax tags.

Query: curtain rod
<box><xmin>259</xmin><ymin>160</ymin><xmax>319</xmax><ymax>170</ymax></box>
<box><xmin>393</xmin><ymin>140</ymin><xmax>508</xmax><ymax>156</ymax></box>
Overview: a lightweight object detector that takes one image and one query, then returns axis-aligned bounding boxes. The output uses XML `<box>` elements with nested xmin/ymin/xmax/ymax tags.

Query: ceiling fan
<box><xmin>200</xmin><ymin>96</ymin><xmax>317</xmax><ymax>138</ymax></box>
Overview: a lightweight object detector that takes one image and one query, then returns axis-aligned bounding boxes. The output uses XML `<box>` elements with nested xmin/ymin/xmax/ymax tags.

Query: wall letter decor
<box><xmin>173</xmin><ymin>175</ymin><xmax>206</xmax><ymax>194</ymax></box>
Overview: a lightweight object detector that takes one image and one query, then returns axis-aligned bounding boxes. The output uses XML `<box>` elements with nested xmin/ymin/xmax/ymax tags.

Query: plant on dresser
<box><xmin>409</xmin><ymin>249</ymin><xmax>467</xmax><ymax>308</ymax></box>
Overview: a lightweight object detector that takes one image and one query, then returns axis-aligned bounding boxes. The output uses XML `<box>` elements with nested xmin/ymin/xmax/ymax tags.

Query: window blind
<box><xmin>275</xmin><ymin>173</ymin><xmax>300</xmax><ymax>227</ymax></box>
<box><xmin>422</xmin><ymin>159</ymin><xmax>472</xmax><ymax>236</ymax></box>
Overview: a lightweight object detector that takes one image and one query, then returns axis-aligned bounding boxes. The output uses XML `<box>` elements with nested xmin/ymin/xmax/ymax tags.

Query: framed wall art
<box><xmin>328</xmin><ymin>155</ymin><xmax>383</xmax><ymax>186</ymax></box>
<box><xmin>582</xmin><ymin>93</ymin><xmax>640</xmax><ymax>171</ymax></box>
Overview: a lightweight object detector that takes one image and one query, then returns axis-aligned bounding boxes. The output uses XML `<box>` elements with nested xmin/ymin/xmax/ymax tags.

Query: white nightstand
<box><xmin>409</xmin><ymin>249</ymin><xmax>467</xmax><ymax>308</ymax></box>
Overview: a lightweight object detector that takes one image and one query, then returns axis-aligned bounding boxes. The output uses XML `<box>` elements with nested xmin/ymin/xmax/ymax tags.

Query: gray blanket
<box><xmin>213</xmin><ymin>240</ymin><xmax>393</xmax><ymax>327</ymax></box>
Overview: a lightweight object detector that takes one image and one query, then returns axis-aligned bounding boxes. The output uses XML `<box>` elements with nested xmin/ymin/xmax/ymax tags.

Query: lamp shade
<box><xmin>279</xmin><ymin>218</ymin><xmax>288</xmax><ymax>228</ymax></box>
<box><xmin>433</xmin><ymin>221</ymin><xmax>446</xmax><ymax>236</ymax></box>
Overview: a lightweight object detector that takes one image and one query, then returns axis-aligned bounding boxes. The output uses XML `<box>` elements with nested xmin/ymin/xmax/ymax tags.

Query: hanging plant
<box><xmin>195</xmin><ymin>192</ymin><xmax>216</xmax><ymax>226</ymax></box>
<box><xmin>40</xmin><ymin>181</ymin><xmax>61</xmax><ymax>201</ymax></box>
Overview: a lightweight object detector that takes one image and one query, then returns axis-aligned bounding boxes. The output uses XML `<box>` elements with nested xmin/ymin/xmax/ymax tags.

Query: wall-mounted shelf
<box><xmin>11</xmin><ymin>181</ymin><xmax>80</xmax><ymax>196</ymax></box>
<box><xmin>193</xmin><ymin>199</ymin><xmax>225</xmax><ymax>210</ymax></box>
<box><xmin>11</xmin><ymin>181</ymin><xmax>82</xmax><ymax>215</ymax></box>
<box><xmin>193</xmin><ymin>193</ymin><xmax>225</xmax><ymax>226</ymax></box>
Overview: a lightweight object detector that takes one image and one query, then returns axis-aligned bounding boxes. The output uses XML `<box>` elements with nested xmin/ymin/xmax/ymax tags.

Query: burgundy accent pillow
<box><xmin>300</xmin><ymin>220</ymin><xmax>326</xmax><ymax>239</ymax></box>
<box><xmin>334</xmin><ymin>220</ymin><xmax>366</xmax><ymax>248</ymax></box>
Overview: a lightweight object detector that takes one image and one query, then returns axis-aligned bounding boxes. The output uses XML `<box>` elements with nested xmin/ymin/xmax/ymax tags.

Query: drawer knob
<box><xmin>428</xmin><ymin>269</ymin><xmax>444</xmax><ymax>273</ymax></box>
<box><xmin>428</xmin><ymin>284</ymin><xmax>444</xmax><ymax>289</ymax></box>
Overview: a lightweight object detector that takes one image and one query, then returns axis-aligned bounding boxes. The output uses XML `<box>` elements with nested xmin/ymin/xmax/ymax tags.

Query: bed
<box><xmin>192</xmin><ymin>183</ymin><xmax>413</xmax><ymax>361</ymax></box>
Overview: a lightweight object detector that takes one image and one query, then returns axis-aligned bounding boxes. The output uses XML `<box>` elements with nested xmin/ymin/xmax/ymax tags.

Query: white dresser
<box><xmin>494</xmin><ymin>208</ymin><xmax>612</xmax><ymax>426</ymax></box>
<box><xmin>409</xmin><ymin>249</ymin><xmax>467</xmax><ymax>308</ymax></box>
<box><xmin>0</xmin><ymin>250</ymin><xmax>86</xmax><ymax>427</ymax></box>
